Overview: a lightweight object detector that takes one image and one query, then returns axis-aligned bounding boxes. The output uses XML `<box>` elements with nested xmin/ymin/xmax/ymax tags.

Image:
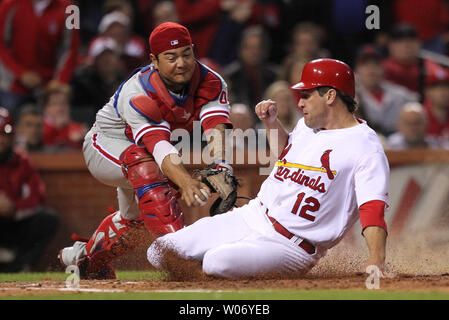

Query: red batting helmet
<box><xmin>291</xmin><ymin>58</ymin><xmax>355</xmax><ymax>99</ymax></box>
<box><xmin>0</xmin><ymin>107</ymin><xmax>13</xmax><ymax>135</ymax></box>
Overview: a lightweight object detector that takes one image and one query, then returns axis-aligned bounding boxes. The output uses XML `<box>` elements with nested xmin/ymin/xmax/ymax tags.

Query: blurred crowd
<box><xmin>0</xmin><ymin>0</ymin><xmax>449</xmax><ymax>153</ymax></box>
<box><xmin>1</xmin><ymin>0</ymin><xmax>449</xmax><ymax>272</ymax></box>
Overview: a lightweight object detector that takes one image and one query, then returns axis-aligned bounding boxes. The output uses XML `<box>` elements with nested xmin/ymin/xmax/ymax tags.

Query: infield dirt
<box><xmin>1</xmin><ymin>226</ymin><xmax>449</xmax><ymax>297</ymax></box>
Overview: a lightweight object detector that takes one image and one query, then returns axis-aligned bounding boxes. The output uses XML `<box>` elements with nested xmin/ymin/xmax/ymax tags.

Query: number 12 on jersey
<box><xmin>291</xmin><ymin>192</ymin><xmax>320</xmax><ymax>221</ymax></box>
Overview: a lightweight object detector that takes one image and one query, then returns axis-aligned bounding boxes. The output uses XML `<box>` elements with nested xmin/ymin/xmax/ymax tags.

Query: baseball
<box><xmin>194</xmin><ymin>189</ymin><xmax>209</xmax><ymax>206</ymax></box>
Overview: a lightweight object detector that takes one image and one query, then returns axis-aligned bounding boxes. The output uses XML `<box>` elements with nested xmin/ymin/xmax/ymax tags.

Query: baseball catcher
<box><xmin>58</xmin><ymin>22</ymin><xmax>235</xmax><ymax>279</ymax></box>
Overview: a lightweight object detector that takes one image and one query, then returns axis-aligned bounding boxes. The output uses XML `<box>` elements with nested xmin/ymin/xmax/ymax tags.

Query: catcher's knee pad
<box><xmin>120</xmin><ymin>144</ymin><xmax>184</xmax><ymax>236</ymax></box>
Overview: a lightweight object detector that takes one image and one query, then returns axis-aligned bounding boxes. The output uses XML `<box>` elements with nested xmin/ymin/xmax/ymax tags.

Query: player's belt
<box><xmin>265</xmin><ymin>209</ymin><xmax>316</xmax><ymax>255</ymax></box>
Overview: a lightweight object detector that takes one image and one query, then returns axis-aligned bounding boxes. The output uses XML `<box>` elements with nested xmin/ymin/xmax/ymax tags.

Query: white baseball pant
<box><xmin>147</xmin><ymin>199</ymin><xmax>326</xmax><ymax>278</ymax></box>
<box><xmin>83</xmin><ymin>127</ymin><xmax>140</xmax><ymax>220</ymax></box>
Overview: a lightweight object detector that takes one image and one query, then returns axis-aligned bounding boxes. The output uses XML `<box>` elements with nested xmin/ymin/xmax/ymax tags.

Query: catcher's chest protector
<box><xmin>120</xmin><ymin>144</ymin><xmax>184</xmax><ymax>235</ymax></box>
<box><xmin>138</xmin><ymin>64</ymin><xmax>201</xmax><ymax>129</ymax></box>
<box><xmin>133</xmin><ymin>61</ymin><xmax>222</xmax><ymax>132</ymax></box>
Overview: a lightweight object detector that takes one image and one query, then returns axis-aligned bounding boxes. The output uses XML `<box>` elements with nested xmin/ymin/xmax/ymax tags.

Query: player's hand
<box><xmin>361</xmin><ymin>259</ymin><xmax>395</xmax><ymax>279</ymax></box>
<box><xmin>179</xmin><ymin>178</ymin><xmax>211</xmax><ymax>207</ymax></box>
<box><xmin>20</xmin><ymin>71</ymin><xmax>42</xmax><ymax>89</ymax></box>
<box><xmin>255</xmin><ymin>99</ymin><xmax>278</xmax><ymax>124</ymax></box>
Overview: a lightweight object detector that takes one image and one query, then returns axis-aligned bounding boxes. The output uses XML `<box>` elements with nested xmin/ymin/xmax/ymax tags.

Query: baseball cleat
<box><xmin>58</xmin><ymin>236</ymin><xmax>117</xmax><ymax>280</ymax></box>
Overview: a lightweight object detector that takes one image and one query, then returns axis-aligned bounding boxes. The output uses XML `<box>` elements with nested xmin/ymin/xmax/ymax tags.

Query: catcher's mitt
<box><xmin>194</xmin><ymin>167</ymin><xmax>240</xmax><ymax>216</ymax></box>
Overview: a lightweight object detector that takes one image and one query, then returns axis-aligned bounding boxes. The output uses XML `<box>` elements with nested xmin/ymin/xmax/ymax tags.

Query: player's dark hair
<box><xmin>316</xmin><ymin>86</ymin><xmax>358</xmax><ymax>113</ymax></box>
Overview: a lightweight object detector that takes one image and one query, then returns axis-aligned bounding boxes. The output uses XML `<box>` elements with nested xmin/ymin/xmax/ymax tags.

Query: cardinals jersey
<box><xmin>257</xmin><ymin>118</ymin><xmax>390</xmax><ymax>249</ymax></box>
<box><xmin>93</xmin><ymin>61</ymin><xmax>230</xmax><ymax>148</ymax></box>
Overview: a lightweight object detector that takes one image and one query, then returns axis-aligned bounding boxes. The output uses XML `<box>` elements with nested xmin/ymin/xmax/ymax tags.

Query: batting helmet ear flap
<box><xmin>291</xmin><ymin>58</ymin><xmax>355</xmax><ymax>99</ymax></box>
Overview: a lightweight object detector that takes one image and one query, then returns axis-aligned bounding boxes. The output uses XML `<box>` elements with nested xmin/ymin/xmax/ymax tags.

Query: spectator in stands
<box><xmin>174</xmin><ymin>0</ymin><xmax>246</xmax><ymax>60</ymax></box>
<box><xmin>229</xmin><ymin>103</ymin><xmax>256</xmax><ymax>131</ymax></box>
<box><xmin>103</xmin><ymin>0</ymin><xmax>135</xmax><ymax>20</ymax></box>
<box><xmin>0</xmin><ymin>0</ymin><xmax>80</xmax><ymax>112</ymax></box>
<box><xmin>229</xmin><ymin>103</ymin><xmax>256</xmax><ymax>151</ymax></box>
<box><xmin>94</xmin><ymin>10</ymin><xmax>147</xmax><ymax>73</ymax></box>
<box><xmin>386</xmin><ymin>102</ymin><xmax>440</xmax><ymax>150</ymax></box>
<box><xmin>134</xmin><ymin>0</ymin><xmax>158</xmax><ymax>38</ymax></box>
<box><xmin>209</xmin><ymin>0</ymin><xmax>281</xmax><ymax>66</ymax></box>
<box><xmin>263</xmin><ymin>80</ymin><xmax>300</xmax><ymax>132</ymax></box>
<box><xmin>278</xmin><ymin>54</ymin><xmax>308</xmax><ymax>87</ymax></box>
<box><xmin>42</xmin><ymin>83</ymin><xmax>87</xmax><ymax>151</ymax></box>
<box><xmin>278</xmin><ymin>54</ymin><xmax>309</xmax><ymax>103</ymax></box>
<box><xmin>132</xmin><ymin>0</ymin><xmax>179</xmax><ymax>53</ymax></box>
<box><xmin>382</xmin><ymin>23</ymin><xmax>445</xmax><ymax>100</ymax></box>
<box><xmin>288</xmin><ymin>22</ymin><xmax>330</xmax><ymax>61</ymax></box>
<box><xmin>175</xmin><ymin>0</ymin><xmax>279</xmax><ymax>64</ymax></box>
<box><xmin>207</xmin><ymin>0</ymin><xmax>255</xmax><ymax>66</ymax></box>
<box><xmin>14</xmin><ymin>105</ymin><xmax>45</xmax><ymax>153</ymax></box>
<box><xmin>71</xmin><ymin>37</ymin><xmax>125</xmax><ymax>125</ymax></box>
<box><xmin>101</xmin><ymin>0</ymin><xmax>141</xmax><ymax>43</ymax></box>
<box><xmin>222</xmin><ymin>25</ymin><xmax>279</xmax><ymax>111</ymax></box>
<box><xmin>153</xmin><ymin>0</ymin><xmax>179</xmax><ymax>27</ymax></box>
<box><xmin>423</xmin><ymin>65</ymin><xmax>449</xmax><ymax>142</ymax></box>
<box><xmin>355</xmin><ymin>44</ymin><xmax>418</xmax><ymax>137</ymax></box>
<box><xmin>0</xmin><ymin>107</ymin><xmax>59</xmax><ymax>272</ymax></box>
<box><xmin>393</xmin><ymin>0</ymin><xmax>449</xmax><ymax>55</ymax></box>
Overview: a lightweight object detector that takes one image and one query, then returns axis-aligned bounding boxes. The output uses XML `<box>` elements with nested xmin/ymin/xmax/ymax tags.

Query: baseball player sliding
<box><xmin>147</xmin><ymin>59</ymin><xmax>390</xmax><ymax>278</ymax></box>
<box><xmin>58</xmin><ymin>22</ymin><xmax>234</xmax><ymax>279</ymax></box>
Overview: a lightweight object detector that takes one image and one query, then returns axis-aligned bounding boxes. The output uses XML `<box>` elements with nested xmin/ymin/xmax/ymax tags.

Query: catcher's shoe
<box><xmin>58</xmin><ymin>235</ymin><xmax>116</xmax><ymax>280</ymax></box>
<box><xmin>58</xmin><ymin>209</ymin><xmax>146</xmax><ymax>280</ymax></box>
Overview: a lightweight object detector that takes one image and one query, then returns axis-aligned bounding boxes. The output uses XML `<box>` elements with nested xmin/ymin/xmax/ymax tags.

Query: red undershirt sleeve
<box><xmin>140</xmin><ymin>129</ymin><xmax>171</xmax><ymax>154</ymax></box>
<box><xmin>359</xmin><ymin>200</ymin><xmax>388</xmax><ymax>234</ymax></box>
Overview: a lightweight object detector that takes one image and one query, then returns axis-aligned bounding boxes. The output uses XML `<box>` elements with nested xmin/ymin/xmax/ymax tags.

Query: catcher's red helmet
<box><xmin>0</xmin><ymin>107</ymin><xmax>13</xmax><ymax>135</ymax></box>
<box><xmin>291</xmin><ymin>58</ymin><xmax>355</xmax><ymax>99</ymax></box>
